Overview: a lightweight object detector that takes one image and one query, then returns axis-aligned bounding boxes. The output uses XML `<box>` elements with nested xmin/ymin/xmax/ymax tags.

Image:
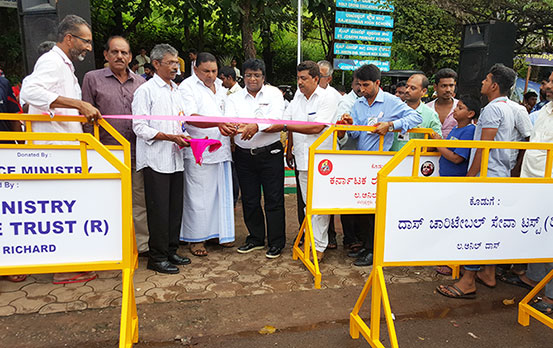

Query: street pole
<box><xmin>297</xmin><ymin>0</ymin><xmax>302</xmax><ymax>65</ymax></box>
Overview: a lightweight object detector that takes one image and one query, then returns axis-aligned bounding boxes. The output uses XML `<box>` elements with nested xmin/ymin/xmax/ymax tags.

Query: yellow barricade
<box><xmin>0</xmin><ymin>113</ymin><xmax>137</xmax><ymax>347</ymax></box>
<box><xmin>292</xmin><ymin>125</ymin><xmax>453</xmax><ymax>289</ymax></box>
<box><xmin>350</xmin><ymin>138</ymin><xmax>553</xmax><ymax>348</ymax></box>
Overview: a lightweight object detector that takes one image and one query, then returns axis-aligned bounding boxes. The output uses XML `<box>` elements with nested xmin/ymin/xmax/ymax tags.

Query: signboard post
<box><xmin>333</xmin><ymin>0</ymin><xmax>394</xmax><ymax>73</ymax></box>
<box><xmin>0</xmin><ymin>114</ymin><xmax>137</xmax><ymax>348</ymax></box>
<box><xmin>350</xmin><ymin>138</ymin><xmax>553</xmax><ymax>347</ymax></box>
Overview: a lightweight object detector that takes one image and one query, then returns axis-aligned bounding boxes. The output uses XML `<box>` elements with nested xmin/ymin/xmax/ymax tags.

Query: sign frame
<box><xmin>0</xmin><ymin>113</ymin><xmax>137</xmax><ymax>348</ymax></box>
<box><xmin>292</xmin><ymin>125</ymin><xmax>437</xmax><ymax>289</ymax></box>
<box><xmin>349</xmin><ymin>138</ymin><xmax>553</xmax><ymax>348</ymax></box>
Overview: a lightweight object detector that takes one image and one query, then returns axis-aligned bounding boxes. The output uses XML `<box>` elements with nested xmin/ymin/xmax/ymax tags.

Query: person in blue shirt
<box><xmin>431</xmin><ymin>95</ymin><xmax>480</xmax><ymax>176</ymax></box>
<box><xmin>336</xmin><ymin>64</ymin><xmax>421</xmax><ymax>267</ymax></box>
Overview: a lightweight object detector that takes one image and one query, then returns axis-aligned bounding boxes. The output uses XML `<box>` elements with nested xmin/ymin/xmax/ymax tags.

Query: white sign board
<box><xmin>0</xmin><ymin>0</ymin><xmax>17</xmax><ymax>8</ymax></box>
<box><xmin>312</xmin><ymin>153</ymin><xmax>439</xmax><ymax>210</ymax></box>
<box><xmin>0</xmin><ymin>179</ymin><xmax>123</xmax><ymax>266</ymax></box>
<box><xmin>383</xmin><ymin>182</ymin><xmax>553</xmax><ymax>263</ymax></box>
<box><xmin>0</xmin><ymin>148</ymin><xmax>125</xmax><ymax>174</ymax></box>
<box><xmin>0</xmin><ymin>148</ymin><xmax>125</xmax><ymax>266</ymax></box>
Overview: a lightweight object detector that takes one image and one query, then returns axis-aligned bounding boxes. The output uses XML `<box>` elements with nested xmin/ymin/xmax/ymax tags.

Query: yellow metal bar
<box><xmin>480</xmin><ymin>148</ymin><xmax>490</xmax><ymax>177</ymax></box>
<box><xmin>518</xmin><ymin>268</ymin><xmax>553</xmax><ymax>327</ymax></box>
<box><xmin>80</xmin><ymin>141</ymin><xmax>89</xmax><ymax>175</ymax></box>
<box><xmin>0</xmin><ymin>173</ymin><xmax>121</xmax><ymax>180</ymax></box>
<box><xmin>411</xmin><ymin>143</ymin><xmax>421</xmax><ymax>177</ymax></box>
<box><xmin>369</xmin><ymin>267</ymin><xmax>382</xmax><ymax>341</ymax></box>
<box><xmin>377</xmin><ymin>267</ymin><xmax>399</xmax><ymax>348</ymax></box>
<box><xmin>545</xmin><ymin>149</ymin><xmax>553</xmax><ymax>179</ymax></box>
<box><xmin>0</xmin><ymin>261</ymin><xmax>124</xmax><ymax>276</ymax></box>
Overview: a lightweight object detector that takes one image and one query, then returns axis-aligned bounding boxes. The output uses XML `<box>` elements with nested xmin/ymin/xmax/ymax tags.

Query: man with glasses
<box><xmin>20</xmin><ymin>14</ymin><xmax>101</xmax><ymax>285</ymax></box>
<box><xmin>225</xmin><ymin>58</ymin><xmax>286</xmax><ymax>258</ymax></box>
<box><xmin>21</xmin><ymin>14</ymin><xmax>101</xmax><ymax>141</ymax></box>
<box><xmin>81</xmin><ymin>36</ymin><xmax>148</xmax><ymax>256</ymax></box>
<box><xmin>133</xmin><ymin>44</ymin><xmax>191</xmax><ymax>274</ymax></box>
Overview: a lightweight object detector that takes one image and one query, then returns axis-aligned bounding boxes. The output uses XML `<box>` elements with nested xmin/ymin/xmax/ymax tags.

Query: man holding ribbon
<box><xmin>337</xmin><ymin>64</ymin><xmax>421</xmax><ymax>267</ymax></box>
<box><xmin>225</xmin><ymin>58</ymin><xmax>287</xmax><ymax>258</ymax></box>
<box><xmin>178</xmin><ymin>52</ymin><xmax>235</xmax><ymax>256</ymax></box>
<box><xmin>132</xmin><ymin>44</ymin><xmax>191</xmax><ymax>274</ymax></box>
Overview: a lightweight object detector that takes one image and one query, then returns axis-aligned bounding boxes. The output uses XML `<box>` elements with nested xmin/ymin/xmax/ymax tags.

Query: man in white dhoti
<box><xmin>178</xmin><ymin>52</ymin><xmax>235</xmax><ymax>256</ymax></box>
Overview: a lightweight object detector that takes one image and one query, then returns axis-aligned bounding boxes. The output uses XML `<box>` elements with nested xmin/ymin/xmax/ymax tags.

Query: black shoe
<box><xmin>353</xmin><ymin>252</ymin><xmax>373</xmax><ymax>267</ymax></box>
<box><xmin>348</xmin><ymin>247</ymin><xmax>368</xmax><ymax>258</ymax></box>
<box><xmin>147</xmin><ymin>260</ymin><xmax>179</xmax><ymax>274</ymax></box>
<box><xmin>168</xmin><ymin>254</ymin><xmax>191</xmax><ymax>265</ymax></box>
<box><xmin>266</xmin><ymin>246</ymin><xmax>282</xmax><ymax>259</ymax></box>
<box><xmin>237</xmin><ymin>243</ymin><xmax>264</xmax><ymax>254</ymax></box>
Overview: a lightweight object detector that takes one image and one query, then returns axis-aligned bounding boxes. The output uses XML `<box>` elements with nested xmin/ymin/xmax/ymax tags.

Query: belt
<box><xmin>236</xmin><ymin>141</ymin><xmax>282</xmax><ymax>156</ymax></box>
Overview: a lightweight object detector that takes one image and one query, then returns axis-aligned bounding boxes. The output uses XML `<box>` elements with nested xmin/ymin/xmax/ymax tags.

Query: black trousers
<box><xmin>234</xmin><ymin>142</ymin><xmax>286</xmax><ymax>249</ymax></box>
<box><xmin>142</xmin><ymin>167</ymin><xmax>183</xmax><ymax>262</ymax></box>
<box><xmin>360</xmin><ymin>214</ymin><xmax>376</xmax><ymax>252</ymax></box>
<box><xmin>341</xmin><ymin>214</ymin><xmax>367</xmax><ymax>246</ymax></box>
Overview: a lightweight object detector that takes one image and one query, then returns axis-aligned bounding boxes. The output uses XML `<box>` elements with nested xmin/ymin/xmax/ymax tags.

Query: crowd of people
<box><xmin>2</xmin><ymin>14</ymin><xmax>553</xmax><ymax>314</ymax></box>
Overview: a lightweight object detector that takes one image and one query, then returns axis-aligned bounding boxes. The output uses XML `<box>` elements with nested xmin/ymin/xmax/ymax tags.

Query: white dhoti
<box><xmin>180</xmin><ymin>160</ymin><xmax>235</xmax><ymax>243</ymax></box>
<box><xmin>298</xmin><ymin>170</ymin><xmax>329</xmax><ymax>252</ymax></box>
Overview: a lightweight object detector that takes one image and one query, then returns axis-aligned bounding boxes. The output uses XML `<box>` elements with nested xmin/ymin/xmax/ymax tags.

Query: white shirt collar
<box><xmin>152</xmin><ymin>73</ymin><xmax>177</xmax><ymax>90</ymax></box>
<box><xmin>51</xmin><ymin>45</ymin><xmax>75</xmax><ymax>72</ymax></box>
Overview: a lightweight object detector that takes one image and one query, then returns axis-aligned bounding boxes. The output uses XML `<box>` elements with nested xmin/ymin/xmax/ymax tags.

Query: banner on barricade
<box><xmin>312</xmin><ymin>153</ymin><xmax>439</xmax><ymax>210</ymax></box>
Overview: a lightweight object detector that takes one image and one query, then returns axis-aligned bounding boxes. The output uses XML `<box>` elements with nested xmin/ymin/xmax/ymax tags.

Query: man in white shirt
<box><xmin>219</xmin><ymin>66</ymin><xmax>242</xmax><ymax>95</ymax></box>
<box><xmin>316</xmin><ymin>60</ymin><xmax>342</xmax><ymax>249</ymax></box>
<box><xmin>226</xmin><ymin>58</ymin><xmax>286</xmax><ymax>258</ymax></box>
<box><xmin>284</xmin><ymin>61</ymin><xmax>338</xmax><ymax>262</ymax></box>
<box><xmin>19</xmin><ymin>14</ymin><xmax>101</xmax><ymax>285</ymax></box>
<box><xmin>132</xmin><ymin>44</ymin><xmax>192</xmax><ymax>274</ymax></box>
<box><xmin>20</xmin><ymin>14</ymin><xmax>101</xmax><ymax>145</ymax></box>
<box><xmin>317</xmin><ymin>60</ymin><xmax>342</xmax><ymax>104</ymax></box>
<box><xmin>178</xmin><ymin>52</ymin><xmax>235</xmax><ymax>256</ymax></box>
<box><xmin>136</xmin><ymin>48</ymin><xmax>150</xmax><ymax>75</ymax></box>
<box><xmin>188</xmin><ymin>49</ymin><xmax>197</xmax><ymax>77</ymax></box>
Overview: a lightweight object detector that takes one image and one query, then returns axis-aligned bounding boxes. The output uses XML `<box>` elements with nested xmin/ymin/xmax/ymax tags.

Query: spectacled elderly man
<box><xmin>132</xmin><ymin>44</ymin><xmax>191</xmax><ymax>274</ymax></box>
<box><xmin>21</xmin><ymin>14</ymin><xmax>101</xmax><ymax>144</ymax></box>
<box><xmin>20</xmin><ymin>14</ymin><xmax>101</xmax><ymax>284</ymax></box>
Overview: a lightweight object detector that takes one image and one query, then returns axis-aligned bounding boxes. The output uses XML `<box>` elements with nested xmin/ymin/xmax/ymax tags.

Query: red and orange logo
<box><xmin>318</xmin><ymin>159</ymin><xmax>333</xmax><ymax>176</ymax></box>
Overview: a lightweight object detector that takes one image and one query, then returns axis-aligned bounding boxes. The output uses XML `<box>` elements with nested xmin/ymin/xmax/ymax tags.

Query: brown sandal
<box><xmin>190</xmin><ymin>242</ymin><xmax>208</xmax><ymax>257</ymax></box>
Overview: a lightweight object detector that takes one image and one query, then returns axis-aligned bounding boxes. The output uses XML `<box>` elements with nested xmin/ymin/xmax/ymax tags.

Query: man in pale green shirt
<box><xmin>390</xmin><ymin>74</ymin><xmax>442</xmax><ymax>151</ymax></box>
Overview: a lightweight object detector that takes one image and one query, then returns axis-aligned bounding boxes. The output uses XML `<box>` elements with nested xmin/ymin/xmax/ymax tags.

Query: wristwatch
<box><xmin>283</xmin><ymin>124</ymin><xmax>288</xmax><ymax>132</ymax></box>
<box><xmin>388</xmin><ymin>122</ymin><xmax>394</xmax><ymax>132</ymax></box>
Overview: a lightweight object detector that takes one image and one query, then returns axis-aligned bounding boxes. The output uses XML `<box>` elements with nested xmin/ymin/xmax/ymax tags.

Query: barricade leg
<box><xmin>350</xmin><ymin>267</ymin><xmax>399</xmax><ymax>348</ymax></box>
<box><xmin>450</xmin><ymin>265</ymin><xmax>460</xmax><ymax>279</ymax></box>
<box><xmin>291</xmin><ymin>216</ymin><xmax>322</xmax><ymax>289</ymax></box>
<box><xmin>518</xmin><ymin>268</ymin><xmax>553</xmax><ymax>329</ymax></box>
<box><xmin>119</xmin><ymin>267</ymin><xmax>138</xmax><ymax>347</ymax></box>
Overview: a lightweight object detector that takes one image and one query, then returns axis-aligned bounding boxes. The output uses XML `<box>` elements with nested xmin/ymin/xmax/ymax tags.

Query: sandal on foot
<box><xmin>346</xmin><ymin>243</ymin><xmax>363</xmax><ymax>253</ymax></box>
<box><xmin>436</xmin><ymin>284</ymin><xmax>476</xmax><ymax>299</ymax></box>
<box><xmin>500</xmin><ymin>275</ymin><xmax>533</xmax><ymax>290</ymax></box>
<box><xmin>3</xmin><ymin>275</ymin><xmax>27</xmax><ymax>283</ymax></box>
<box><xmin>220</xmin><ymin>242</ymin><xmax>235</xmax><ymax>248</ymax></box>
<box><xmin>190</xmin><ymin>243</ymin><xmax>208</xmax><ymax>257</ymax></box>
<box><xmin>475</xmin><ymin>273</ymin><xmax>496</xmax><ymax>288</ymax></box>
<box><xmin>53</xmin><ymin>272</ymin><xmax>97</xmax><ymax>285</ymax></box>
<box><xmin>532</xmin><ymin>300</ymin><xmax>553</xmax><ymax>314</ymax></box>
<box><xmin>435</xmin><ymin>266</ymin><xmax>452</xmax><ymax>276</ymax></box>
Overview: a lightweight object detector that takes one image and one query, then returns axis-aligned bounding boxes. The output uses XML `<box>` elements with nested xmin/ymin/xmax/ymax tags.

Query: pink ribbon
<box><xmin>97</xmin><ymin>114</ymin><xmax>335</xmax><ymax>126</ymax></box>
<box><xmin>186</xmin><ymin>138</ymin><xmax>222</xmax><ymax>165</ymax></box>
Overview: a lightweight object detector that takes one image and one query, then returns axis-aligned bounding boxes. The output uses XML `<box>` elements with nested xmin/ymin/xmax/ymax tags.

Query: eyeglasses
<box><xmin>70</xmin><ymin>34</ymin><xmax>93</xmax><ymax>47</ymax></box>
<box><xmin>160</xmin><ymin>61</ymin><xmax>180</xmax><ymax>67</ymax></box>
<box><xmin>245</xmin><ymin>73</ymin><xmax>263</xmax><ymax>79</ymax></box>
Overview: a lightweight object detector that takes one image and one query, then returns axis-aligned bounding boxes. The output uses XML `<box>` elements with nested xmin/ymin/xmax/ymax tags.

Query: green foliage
<box><xmin>391</xmin><ymin>0</ymin><xmax>461</xmax><ymax>74</ymax></box>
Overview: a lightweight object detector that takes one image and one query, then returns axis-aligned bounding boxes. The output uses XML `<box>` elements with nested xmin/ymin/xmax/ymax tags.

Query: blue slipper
<box><xmin>500</xmin><ymin>275</ymin><xmax>533</xmax><ymax>290</ymax></box>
